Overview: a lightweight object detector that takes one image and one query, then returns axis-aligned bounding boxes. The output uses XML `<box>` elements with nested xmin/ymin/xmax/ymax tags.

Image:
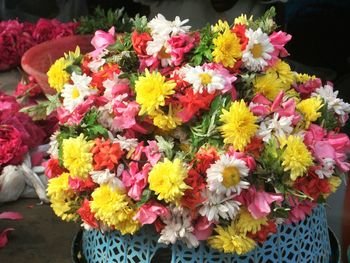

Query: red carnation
<box><xmin>181</xmin><ymin>169</ymin><xmax>206</xmax><ymax>212</ymax></box>
<box><xmin>43</xmin><ymin>158</ymin><xmax>66</xmax><ymax>179</ymax></box>
<box><xmin>77</xmin><ymin>199</ymin><xmax>99</xmax><ymax>229</ymax></box>
<box><xmin>194</xmin><ymin>147</ymin><xmax>219</xmax><ymax>174</ymax></box>
<box><xmin>91</xmin><ymin>138</ymin><xmax>123</xmax><ymax>171</ymax></box>
<box><xmin>248</xmin><ymin>221</ymin><xmax>277</xmax><ymax>243</ymax></box>
<box><xmin>132</xmin><ymin>31</ymin><xmax>152</xmax><ymax>56</ymax></box>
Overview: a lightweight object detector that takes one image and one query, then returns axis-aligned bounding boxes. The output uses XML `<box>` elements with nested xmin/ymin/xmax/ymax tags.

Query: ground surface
<box><xmin>0</xmin><ymin>198</ymin><xmax>79</xmax><ymax>263</ymax></box>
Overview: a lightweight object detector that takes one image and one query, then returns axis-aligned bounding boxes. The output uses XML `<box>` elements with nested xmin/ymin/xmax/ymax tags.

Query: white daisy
<box><xmin>312</xmin><ymin>84</ymin><xmax>350</xmax><ymax>116</ymax></box>
<box><xmin>242</xmin><ymin>28</ymin><xmax>274</xmax><ymax>72</ymax></box>
<box><xmin>183</xmin><ymin>65</ymin><xmax>226</xmax><ymax>94</ymax></box>
<box><xmin>206</xmin><ymin>154</ymin><xmax>250</xmax><ymax>196</ymax></box>
<box><xmin>257</xmin><ymin>113</ymin><xmax>294</xmax><ymax>142</ymax></box>
<box><xmin>158</xmin><ymin>206</ymin><xmax>199</xmax><ymax>248</ymax></box>
<box><xmin>199</xmin><ymin>190</ymin><xmax>241</xmax><ymax>222</ymax></box>
<box><xmin>61</xmin><ymin>73</ymin><xmax>96</xmax><ymax>112</ymax></box>
<box><xmin>315</xmin><ymin>158</ymin><xmax>335</xmax><ymax>179</ymax></box>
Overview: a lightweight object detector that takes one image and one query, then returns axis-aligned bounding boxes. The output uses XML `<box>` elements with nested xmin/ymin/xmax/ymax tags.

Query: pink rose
<box><xmin>168</xmin><ymin>32</ymin><xmax>199</xmax><ymax>66</ymax></box>
<box><xmin>0</xmin><ymin>125</ymin><xmax>28</xmax><ymax>166</ymax></box>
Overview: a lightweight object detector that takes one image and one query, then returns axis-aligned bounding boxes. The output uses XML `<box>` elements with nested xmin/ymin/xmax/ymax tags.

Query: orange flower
<box><xmin>91</xmin><ymin>138</ymin><xmax>123</xmax><ymax>171</ymax></box>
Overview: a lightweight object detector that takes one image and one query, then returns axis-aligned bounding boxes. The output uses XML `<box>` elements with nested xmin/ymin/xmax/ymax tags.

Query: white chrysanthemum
<box><xmin>312</xmin><ymin>84</ymin><xmax>350</xmax><ymax>116</ymax></box>
<box><xmin>113</xmin><ymin>135</ymin><xmax>138</xmax><ymax>151</ymax></box>
<box><xmin>199</xmin><ymin>190</ymin><xmax>241</xmax><ymax>221</ymax></box>
<box><xmin>159</xmin><ymin>206</ymin><xmax>199</xmax><ymax>248</ymax></box>
<box><xmin>315</xmin><ymin>158</ymin><xmax>335</xmax><ymax>179</ymax></box>
<box><xmin>242</xmin><ymin>28</ymin><xmax>274</xmax><ymax>72</ymax></box>
<box><xmin>206</xmin><ymin>155</ymin><xmax>250</xmax><ymax>196</ymax></box>
<box><xmin>61</xmin><ymin>73</ymin><xmax>96</xmax><ymax>112</ymax></box>
<box><xmin>90</xmin><ymin>169</ymin><xmax>125</xmax><ymax>189</ymax></box>
<box><xmin>257</xmin><ymin>113</ymin><xmax>294</xmax><ymax>142</ymax></box>
<box><xmin>148</xmin><ymin>14</ymin><xmax>190</xmax><ymax>37</ymax></box>
<box><xmin>183</xmin><ymin>65</ymin><xmax>226</xmax><ymax>94</ymax></box>
<box><xmin>47</xmin><ymin>130</ymin><xmax>59</xmax><ymax>158</ymax></box>
<box><xmin>146</xmin><ymin>14</ymin><xmax>190</xmax><ymax>66</ymax></box>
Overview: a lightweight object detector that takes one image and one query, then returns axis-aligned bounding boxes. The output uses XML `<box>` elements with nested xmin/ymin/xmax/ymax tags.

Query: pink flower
<box><xmin>193</xmin><ymin>216</ymin><xmax>214</xmax><ymax>240</ymax></box>
<box><xmin>133</xmin><ymin>200</ymin><xmax>169</xmax><ymax>225</ymax></box>
<box><xmin>58</xmin><ymin>96</ymin><xmax>107</xmax><ymax>125</ymax></box>
<box><xmin>227</xmin><ymin>149</ymin><xmax>256</xmax><ymax>171</ymax></box>
<box><xmin>90</xmin><ymin>27</ymin><xmax>115</xmax><ymax>58</ymax></box>
<box><xmin>267</xmin><ymin>31</ymin><xmax>291</xmax><ymax>67</ymax></box>
<box><xmin>168</xmin><ymin>32</ymin><xmax>199</xmax><ymax>66</ymax></box>
<box><xmin>112</xmin><ymin>101</ymin><xmax>139</xmax><ymax>130</ymax></box>
<box><xmin>143</xmin><ymin>140</ymin><xmax>161</xmax><ymax>166</ymax></box>
<box><xmin>286</xmin><ymin>196</ymin><xmax>316</xmax><ymax>224</ymax></box>
<box><xmin>68</xmin><ymin>176</ymin><xmax>95</xmax><ymax>192</ymax></box>
<box><xmin>236</xmin><ymin>187</ymin><xmax>283</xmax><ymax>219</ymax></box>
<box><xmin>15</xmin><ymin>76</ymin><xmax>42</xmax><ymax>98</ymax></box>
<box><xmin>294</xmin><ymin>78</ymin><xmax>322</xmax><ymax>98</ymax></box>
<box><xmin>122</xmin><ymin>162</ymin><xmax>150</xmax><ymax>201</ymax></box>
<box><xmin>0</xmin><ymin>125</ymin><xmax>28</xmax><ymax>166</ymax></box>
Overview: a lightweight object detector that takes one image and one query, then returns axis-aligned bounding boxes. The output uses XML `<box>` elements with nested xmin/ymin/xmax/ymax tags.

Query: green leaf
<box><xmin>136</xmin><ymin>189</ymin><xmax>152</xmax><ymax>207</ymax></box>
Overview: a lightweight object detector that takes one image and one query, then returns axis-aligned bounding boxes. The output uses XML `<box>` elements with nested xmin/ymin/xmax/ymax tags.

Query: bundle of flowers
<box><xmin>0</xmin><ymin>18</ymin><xmax>78</xmax><ymax>71</ymax></box>
<box><xmin>44</xmin><ymin>8</ymin><xmax>350</xmax><ymax>255</ymax></box>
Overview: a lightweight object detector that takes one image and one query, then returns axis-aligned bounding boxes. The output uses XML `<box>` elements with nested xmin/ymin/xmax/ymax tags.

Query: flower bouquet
<box><xmin>44</xmin><ymin>7</ymin><xmax>349</xmax><ymax>262</ymax></box>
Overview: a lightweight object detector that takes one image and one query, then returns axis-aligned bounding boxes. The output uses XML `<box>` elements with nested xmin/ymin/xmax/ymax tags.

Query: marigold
<box><xmin>91</xmin><ymin>138</ymin><xmax>123</xmax><ymax>170</ymax></box>
<box><xmin>135</xmin><ymin>69</ymin><xmax>176</xmax><ymax>116</ymax></box>
<box><xmin>208</xmin><ymin>222</ymin><xmax>256</xmax><ymax>255</ymax></box>
<box><xmin>47</xmin><ymin>57</ymin><xmax>70</xmax><ymax>93</ymax></box>
<box><xmin>212</xmin><ymin>29</ymin><xmax>242</xmax><ymax>68</ymax></box>
<box><xmin>62</xmin><ymin>134</ymin><xmax>94</xmax><ymax>179</ymax></box>
<box><xmin>90</xmin><ymin>184</ymin><xmax>140</xmax><ymax>234</ymax></box>
<box><xmin>47</xmin><ymin>172</ymin><xmax>78</xmax><ymax>221</ymax></box>
<box><xmin>281</xmin><ymin>135</ymin><xmax>313</xmax><ymax>181</ymax></box>
<box><xmin>220</xmin><ymin>100</ymin><xmax>258</xmax><ymax>151</ymax></box>
<box><xmin>148</xmin><ymin>158</ymin><xmax>189</xmax><ymax>203</ymax></box>
<box><xmin>296</xmin><ymin>97</ymin><xmax>323</xmax><ymax>128</ymax></box>
<box><xmin>236</xmin><ymin>209</ymin><xmax>268</xmax><ymax>234</ymax></box>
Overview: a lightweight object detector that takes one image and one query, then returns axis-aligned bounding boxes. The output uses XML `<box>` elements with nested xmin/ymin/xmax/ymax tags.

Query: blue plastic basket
<box><xmin>82</xmin><ymin>205</ymin><xmax>331</xmax><ymax>263</ymax></box>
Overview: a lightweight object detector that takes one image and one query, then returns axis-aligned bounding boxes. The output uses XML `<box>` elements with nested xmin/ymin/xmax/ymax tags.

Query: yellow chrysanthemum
<box><xmin>281</xmin><ymin>135</ymin><xmax>313</xmax><ymax>181</ymax></box>
<box><xmin>329</xmin><ymin>176</ymin><xmax>341</xmax><ymax>193</ymax></box>
<box><xmin>151</xmin><ymin>105</ymin><xmax>182</xmax><ymax>131</ymax></box>
<box><xmin>208</xmin><ymin>222</ymin><xmax>256</xmax><ymax>255</ymax></box>
<box><xmin>148</xmin><ymin>158</ymin><xmax>189</xmax><ymax>203</ymax></box>
<box><xmin>62</xmin><ymin>134</ymin><xmax>94</xmax><ymax>179</ymax></box>
<box><xmin>47</xmin><ymin>57</ymin><xmax>70</xmax><ymax>93</ymax></box>
<box><xmin>47</xmin><ymin>172</ymin><xmax>78</xmax><ymax>221</ymax></box>
<box><xmin>267</xmin><ymin>60</ymin><xmax>295</xmax><ymax>90</ymax></box>
<box><xmin>212</xmin><ymin>19</ymin><xmax>230</xmax><ymax>33</ymax></box>
<box><xmin>212</xmin><ymin>29</ymin><xmax>242</xmax><ymax>68</ymax></box>
<box><xmin>254</xmin><ymin>73</ymin><xmax>282</xmax><ymax>100</ymax></box>
<box><xmin>135</xmin><ymin>69</ymin><xmax>176</xmax><ymax>116</ymax></box>
<box><xmin>219</xmin><ymin>100</ymin><xmax>258</xmax><ymax>151</ymax></box>
<box><xmin>236</xmin><ymin>209</ymin><xmax>268</xmax><ymax>234</ymax></box>
<box><xmin>90</xmin><ymin>184</ymin><xmax>140</xmax><ymax>234</ymax></box>
<box><xmin>295</xmin><ymin>73</ymin><xmax>316</xmax><ymax>83</ymax></box>
<box><xmin>297</xmin><ymin>97</ymin><xmax>323</xmax><ymax>128</ymax></box>
<box><xmin>234</xmin><ymin>14</ymin><xmax>253</xmax><ymax>25</ymax></box>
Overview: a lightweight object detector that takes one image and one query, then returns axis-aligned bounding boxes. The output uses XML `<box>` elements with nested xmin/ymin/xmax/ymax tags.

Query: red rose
<box><xmin>16</xmin><ymin>31</ymin><xmax>36</xmax><ymax>57</ymax></box>
<box><xmin>77</xmin><ymin>199</ymin><xmax>99</xmax><ymax>229</ymax></box>
<box><xmin>0</xmin><ymin>32</ymin><xmax>19</xmax><ymax>71</ymax></box>
<box><xmin>15</xmin><ymin>76</ymin><xmax>42</xmax><ymax>98</ymax></box>
<box><xmin>0</xmin><ymin>125</ymin><xmax>28</xmax><ymax>166</ymax></box>
<box><xmin>131</xmin><ymin>31</ymin><xmax>152</xmax><ymax>56</ymax></box>
<box><xmin>33</xmin><ymin>19</ymin><xmax>55</xmax><ymax>43</ymax></box>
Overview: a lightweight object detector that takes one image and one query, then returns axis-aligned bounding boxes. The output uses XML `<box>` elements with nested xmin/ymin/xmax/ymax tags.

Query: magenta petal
<box><xmin>0</xmin><ymin>212</ymin><xmax>23</xmax><ymax>220</ymax></box>
<box><xmin>0</xmin><ymin>228</ymin><xmax>15</xmax><ymax>248</ymax></box>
